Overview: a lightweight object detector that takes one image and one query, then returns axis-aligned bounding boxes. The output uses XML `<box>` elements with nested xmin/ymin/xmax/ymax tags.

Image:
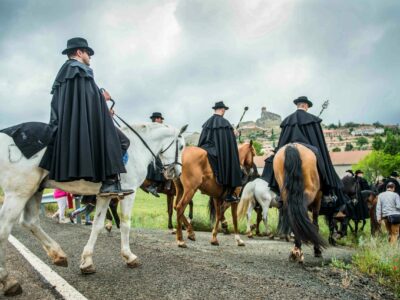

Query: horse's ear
<box><xmin>250</xmin><ymin>140</ymin><xmax>253</xmax><ymax>146</ymax></box>
<box><xmin>179</xmin><ymin>124</ymin><xmax>189</xmax><ymax>135</ymax></box>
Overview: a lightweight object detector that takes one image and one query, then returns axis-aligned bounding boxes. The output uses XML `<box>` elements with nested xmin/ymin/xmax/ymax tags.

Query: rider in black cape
<box><xmin>144</xmin><ymin>112</ymin><xmax>168</xmax><ymax>197</ymax></box>
<box><xmin>39</xmin><ymin>37</ymin><xmax>133</xmax><ymax>197</ymax></box>
<box><xmin>261</xmin><ymin>96</ymin><xmax>346</xmax><ymax>211</ymax></box>
<box><xmin>198</xmin><ymin>101</ymin><xmax>242</xmax><ymax>202</ymax></box>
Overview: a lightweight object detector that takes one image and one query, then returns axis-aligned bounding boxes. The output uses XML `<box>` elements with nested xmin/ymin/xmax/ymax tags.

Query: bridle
<box><xmin>113</xmin><ymin>113</ymin><xmax>182</xmax><ymax>172</ymax></box>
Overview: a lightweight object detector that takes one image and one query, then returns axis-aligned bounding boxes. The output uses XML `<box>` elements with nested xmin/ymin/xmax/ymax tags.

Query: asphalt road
<box><xmin>6</xmin><ymin>217</ymin><xmax>395</xmax><ymax>299</ymax></box>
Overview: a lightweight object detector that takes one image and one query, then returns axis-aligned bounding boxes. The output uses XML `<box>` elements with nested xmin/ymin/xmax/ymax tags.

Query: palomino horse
<box><xmin>173</xmin><ymin>142</ymin><xmax>255</xmax><ymax>248</ymax></box>
<box><xmin>0</xmin><ymin>123</ymin><xmax>187</xmax><ymax>296</ymax></box>
<box><xmin>141</xmin><ymin>179</ymin><xmax>193</xmax><ymax>231</ymax></box>
<box><xmin>274</xmin><ymin>143</ymin><xmax>328</xmax><ymax>263</ymax></box>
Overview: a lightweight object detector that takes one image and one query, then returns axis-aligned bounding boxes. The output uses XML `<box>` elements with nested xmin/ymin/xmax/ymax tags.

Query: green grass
<box><xmin>352</xmin><ymin>237</ymin><xmax>400</xmax><ymax>298</ymax></box>
<box><xmin>131</xmin><ymin>189</ymin><xmax>281</xmax><ymax>234</ymax></box>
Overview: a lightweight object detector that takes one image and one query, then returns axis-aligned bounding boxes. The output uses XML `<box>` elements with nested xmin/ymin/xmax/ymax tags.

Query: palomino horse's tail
<box><xmin>237</xmin><ymin>181</ymin><xmax>256</xmax><ymax>220</ymax></box>
<box><xmin>283</xmin><ymin>145</ymin><xmax>327</xmax><ymax>248</ymax></box>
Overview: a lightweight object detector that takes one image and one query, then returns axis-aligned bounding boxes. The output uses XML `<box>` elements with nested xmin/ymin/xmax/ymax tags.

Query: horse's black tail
<box><xmin>283</xmin><ymin>145</ymin><xmax>327</xmax><ymax>248</ymax></box>
<box><xmin>208</xmin><ymin>196</ymin><xmax>216</xmax><ymax>224</ymax></box>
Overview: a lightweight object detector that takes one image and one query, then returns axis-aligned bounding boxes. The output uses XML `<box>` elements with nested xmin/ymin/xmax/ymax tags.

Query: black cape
<box><xmin>39</xmin><ymin>59</ymin><xmax>126</xmax><ymax>182</ymax></box>
<box><xmin>198</xmin><ymin>114</ymin><xmax>242</xmax><ymax>188</ymax></box>
<box><xmin>262</xmin><ymin>109</ymin><xmax>345</xmax><ymax>209</ymax></box>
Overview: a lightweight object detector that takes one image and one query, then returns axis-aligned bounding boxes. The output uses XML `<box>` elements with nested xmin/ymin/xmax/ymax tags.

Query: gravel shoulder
<box><xmin>8</xmin><ymin>217</ymin><xmax>395</xmax><ymax>300</ymax></box>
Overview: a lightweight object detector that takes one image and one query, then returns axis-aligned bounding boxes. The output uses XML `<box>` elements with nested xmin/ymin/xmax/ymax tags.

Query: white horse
<box><xmin>0</xmin><ymin>122</ymin><xmax>187</xmax><ymax>296</ymax></box>
<box><xmin>237</xmin><ymin>178</ymin><xmax>279</xmax><ymax>238</ymax></box>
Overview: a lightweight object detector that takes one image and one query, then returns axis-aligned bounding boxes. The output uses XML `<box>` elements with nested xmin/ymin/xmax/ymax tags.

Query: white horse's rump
<box><xmin>237</xmin><ymin>178</ymin><xmax>279</xmax><ymax>238</ymax></box>
<box><xmin>0</xmin><ymin>122</ymin><xmax>187</xmax><ymax>296</ymax></box>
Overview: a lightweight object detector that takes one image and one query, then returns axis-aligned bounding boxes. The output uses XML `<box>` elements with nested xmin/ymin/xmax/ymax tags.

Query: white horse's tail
<box><xmin>237</xmin><ymin>181</ymin><xmax>256</xmax><ymax>220</ymax></box>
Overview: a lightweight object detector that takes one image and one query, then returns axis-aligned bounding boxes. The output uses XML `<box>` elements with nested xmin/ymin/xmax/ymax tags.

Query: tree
<box><xmin>356</xmin><ymin>137</ymin><xmax>368</xmax><ymax>149</ymax></box>
<box><xmin>344</xmin><ymin>122</ymin><xmax>360</xmax><ymax>128</ymax></box>
<box><xmin>345</xmin><ymin>143</ymin><xmax>354</xmax><ymax>151</ymax></box>
<box><xmin>383</xmin><ymin>132</ymin><xmax>400</xmax><ymax>155</ymax></box>
<box><xmin>338</xmin><ymin>135</ymin><xmax>343</xmax><ymax>141</ymax></box>
<box><xmin>338</xmin><ymin>120</ymin><xmax>342</xmax><ymax>128</ymax></box>
<box><xmin>327</xmin><ymin>123</ymin><xmax>338</xmax><ymax>129</ymax></box>
<box><xmin>252</xmin><ymin>141</ymin><xmax>264</xmax><ymax>156</ymax></box>
<box><xmin>372</xmin><ymin>135</ymin><xmax>384</xmax><ymax>151</ymax></box>
<box><xmin>353</xmin><ymin>151</ymin><xmax>400</xmax><ymax>182</ymax></box>
<box><xmin>372</xmin><ymin>121</ymin><xmax>384</xmax><ymax>128</ymax></box>
<box><xmin>332</xmin><ymin>147</ymin><xmax>341</xmax><ymax>152</ymax></box>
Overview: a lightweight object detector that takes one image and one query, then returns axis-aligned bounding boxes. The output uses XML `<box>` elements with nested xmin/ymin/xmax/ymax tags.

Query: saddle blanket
<box><xmin>0</xmin><ymin>122</ymin><xmax>54</xmax><ymax>159</ymax></box>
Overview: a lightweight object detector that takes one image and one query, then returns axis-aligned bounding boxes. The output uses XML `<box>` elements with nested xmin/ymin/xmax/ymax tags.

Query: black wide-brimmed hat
<box><xmin>150</xmin><ymin>112</ymin><xmax>164</xmax><ymax>120</ymax></box>
<box><xmin>355</xmin><ymin>170</ymin><xmax>364</xmax><ymax>175</ymax></box>
<box><xmin>391</xmin><ymin>171</ymin><xmax>399</xmax><ymax>177</ymax></box>
<box><xmin>62</xmin><ymin>37</ymin><xmax>95</xmax><ymax>56</ymax></box>
<box><xmin>212</xmin><ymin>101</ymin><xmax>229</xmax><ymax>110</ymax></box>
<box><xmin>293</xmin><ymin>96</ymin><xmax>313</xmax><ymax>108</ymax></box>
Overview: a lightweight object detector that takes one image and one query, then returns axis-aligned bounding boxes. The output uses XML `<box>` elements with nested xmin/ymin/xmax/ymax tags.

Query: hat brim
<box><xmin>212</xmin><ymin>106</ymin><xmax>229</xmax><ymax>110</ymax></box>
<box><xmin>150</xmin><ymin>116</ymin><xmax>164</xmax><ymax>120</ymax></box>
<box><xmin>293</xmin><ymin>99</ymin><xmax>313</xmax><ymax>108</ymax></box>
<box><xmin>62</xmin><ymin>47</ymin><xmax>95</xmax><ymax>56</ymax></box>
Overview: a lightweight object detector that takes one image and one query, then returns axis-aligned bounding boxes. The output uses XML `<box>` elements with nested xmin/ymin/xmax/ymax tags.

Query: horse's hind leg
<box><xmin>80</xmin><ymin>196</ymin><xmax>110</xmax><ymax>274</ymax></box>
<box><xmin>21</xmin><ymin>191</ymin><xmax>68</xmax><ymax>267</ymax></box>
<box><xmin>230</xmin><ymin>202</ymin><xmax>245</xmax><ymax>246</ymax></box>
<box><xmin>246</xmin><ymin>202</ymin><xmax>254</xmax><ymax>238</ymax></box>
<box><xmin>0</xmin><ymin>193</ymin><xmax>31</xmax><ymax>296</ymax></box>
<box><xmin>167</xmin><ymin>195</ymin><xmax>174</xmax><ymax>230</ymax></box>
<box><xmin>211</xmin><ymin>198</ymin><xmax>222</xmax><ymax>246</ymax></box>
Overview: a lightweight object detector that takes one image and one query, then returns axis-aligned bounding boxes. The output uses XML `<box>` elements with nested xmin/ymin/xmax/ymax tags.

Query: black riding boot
<box><xmin>145</xmin><ymin>183</ymin><xmax>160</xmax><ymax>197</ymax></box>
<box><xmin>225</xmin><ymin>188</ymin><xmax>240</xmax><ymax>203</ymax></box>
<box><xmin>99</xmin><ymin>175</ymin><xmax>134</xmax><ymax>197</ymax></box>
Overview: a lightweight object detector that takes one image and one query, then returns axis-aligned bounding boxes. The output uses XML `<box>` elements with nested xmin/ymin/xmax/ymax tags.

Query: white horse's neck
<box><xmin>121</xmin><ymin>123</ymin><xmax>177</xmax><ymax>186</ymax></box>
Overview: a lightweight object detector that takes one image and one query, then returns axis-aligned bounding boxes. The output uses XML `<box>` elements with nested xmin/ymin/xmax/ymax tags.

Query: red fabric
<box><xmin>67</xmin><ymin>193</ymin><xmax>74</xmax><ymax>209</ymax></box>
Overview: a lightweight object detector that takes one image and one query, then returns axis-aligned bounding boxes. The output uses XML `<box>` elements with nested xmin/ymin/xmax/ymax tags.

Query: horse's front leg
<box><xmin>80</xmin><ymin>196</ymin><xmax>110</xmax><ymax>274</ymax></box>
<box><xmin>230</xmin><ymin>202</ymin><xmax>245</xmax><ymax>246</ymax></box>
<box><xmin>21</xmin><ymin>192</ymin><xmax>67</xmax><ymax>267</ymax></box>
<box><xmin>118</xmin><ymin>193</ymin><xmax>139</xmax><ymax>268</ymax></box>
<box><xmin>0</xmin><ymin>193</ymin><xmax>31</xmax><ymax>296</ymax></box>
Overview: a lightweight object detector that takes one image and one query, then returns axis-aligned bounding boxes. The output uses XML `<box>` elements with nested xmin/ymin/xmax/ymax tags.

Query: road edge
<box><xmin>8</xmin><ymin>235</ymin><xmax>87</xmax><ymax>300</ymax></box>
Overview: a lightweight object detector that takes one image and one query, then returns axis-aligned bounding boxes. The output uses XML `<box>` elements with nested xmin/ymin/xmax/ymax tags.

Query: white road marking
<box><xmin>8</xmin><ymin>235</ymin><xmax>87</xmax><ymax>300</ymax></box>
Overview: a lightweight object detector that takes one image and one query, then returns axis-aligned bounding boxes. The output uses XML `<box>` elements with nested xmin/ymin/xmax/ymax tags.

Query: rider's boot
<box><xmin>145</xmin><ymin>184</ymin><xmax>160</xmax><ymax>197</ymax></box>
<box><xmin>225</xmin><ymin>188</ymin><xmax>240</xmax><ymax>203</ymax></box>
<box><xmin>99</xmin><ymin>175</ymin><xmax>134</xmax><ymax>197</ymax></box>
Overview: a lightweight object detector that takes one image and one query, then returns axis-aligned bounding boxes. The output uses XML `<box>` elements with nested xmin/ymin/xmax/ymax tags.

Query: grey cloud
<box><xmin>0</xmin><ymin>0</ymin><xmax>399</xmax><ymax>133</ymax></box>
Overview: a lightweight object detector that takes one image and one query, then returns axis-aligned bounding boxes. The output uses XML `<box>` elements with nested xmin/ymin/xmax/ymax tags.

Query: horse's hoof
<box><xmin>105</xmin><ymin>225</ymin><xmax>112</xmax><ymax>233</ymax></box>
<box><xmin>247</xmin><ymin>235</ymin><xmax>253</xmax><ymax>239</ymax></box>
<box><xmin>80</xmin><ymin>265</ymin><xmax>96</xmax><ymax>275</ymax></box>
<box><xmin>237</xmin><ymin>241</ymin><xmax>246</xmax><ymax>247</ymax></box>
<box><xmin>127</xmin><ymin>258</ymin><xmax>141</xmax><ymax>268</ymax></box>
<box><xmin>170</xmin><ymin>229</ymin><xmax>177</xmax><ymax>235</ymax></box>
<box><xmin>314</xmin><ymin>252</ymin><xmax>323</xmax><ymax>258</ymax></box>
<box><xmin>187</xmin><ymin>233</ymin><xmax>196</xmax><ymax>241</ymax></box>
<box><xmin>210</xmin><ymin>240</ymin><xmax>219</xmax><ymax>246</ymax></box>
<box><xmin>4</xmin><ymin>280</ymin><xmax>22</xmax><ymax>297</ymax></box>
<box><xmin>54</xmin><ymin>256</ymin><xmax>68</xmax><ymax>267</ymax></box>
<box><xmin>177</xmin><ymin>241</ymin><xmax>187</xmax><ymax>248</ymax></box>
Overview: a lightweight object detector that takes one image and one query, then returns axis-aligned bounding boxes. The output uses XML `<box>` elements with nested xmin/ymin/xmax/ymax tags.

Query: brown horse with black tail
<box><xmin>173</xmin><ymin>142</ymin><xmax>255</xmax><ymax>248</ymax></box>
<box><xmin>274</xmin><ymin>143</ymin><xmax>328</xmax><ymax>263</ymax></box>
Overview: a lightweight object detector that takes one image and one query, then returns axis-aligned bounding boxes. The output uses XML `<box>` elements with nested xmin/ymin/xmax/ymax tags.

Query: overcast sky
<box><xmin>0</xmin><ymin>0</ymin><xmax>399</xmax><ymax>132</ymax></box>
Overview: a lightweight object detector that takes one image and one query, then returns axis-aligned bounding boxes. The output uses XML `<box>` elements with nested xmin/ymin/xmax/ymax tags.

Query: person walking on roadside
<box><xmin>52</xmin><ymin>189</ymin><xmax>72</xmax><ymax>223</ymax></box>
<box><xmin>376</xmin><ymin>182</ymin><xmax>400</xmax><ymax>244</ymax></box>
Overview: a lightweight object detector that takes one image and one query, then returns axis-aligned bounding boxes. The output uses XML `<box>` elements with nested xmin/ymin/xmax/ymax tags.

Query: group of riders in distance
<box><xmin>0</xmin><ymin>36</ymin><xmax>384</xmax><ymax>296</ymax></box>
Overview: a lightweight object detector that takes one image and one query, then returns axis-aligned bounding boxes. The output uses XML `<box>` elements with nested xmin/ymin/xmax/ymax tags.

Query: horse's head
<box><xmin>341</xmin><ymin>175</ymin><xmax>357</xmax><ymax>198</ymax></box>
<box><xmin>363</xmin><ymin>189</ymin><xmax>378</xmax><ymax>209</ymax></box>
<box><xmin>158</xmin><ymin>124</ymin><xmax>188</xmax><ymax>180</ymax></box>
<box><xmin>239</xmin><ymin>140</ymin><xmax>256</xmax><ymax>174</ymax></box>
